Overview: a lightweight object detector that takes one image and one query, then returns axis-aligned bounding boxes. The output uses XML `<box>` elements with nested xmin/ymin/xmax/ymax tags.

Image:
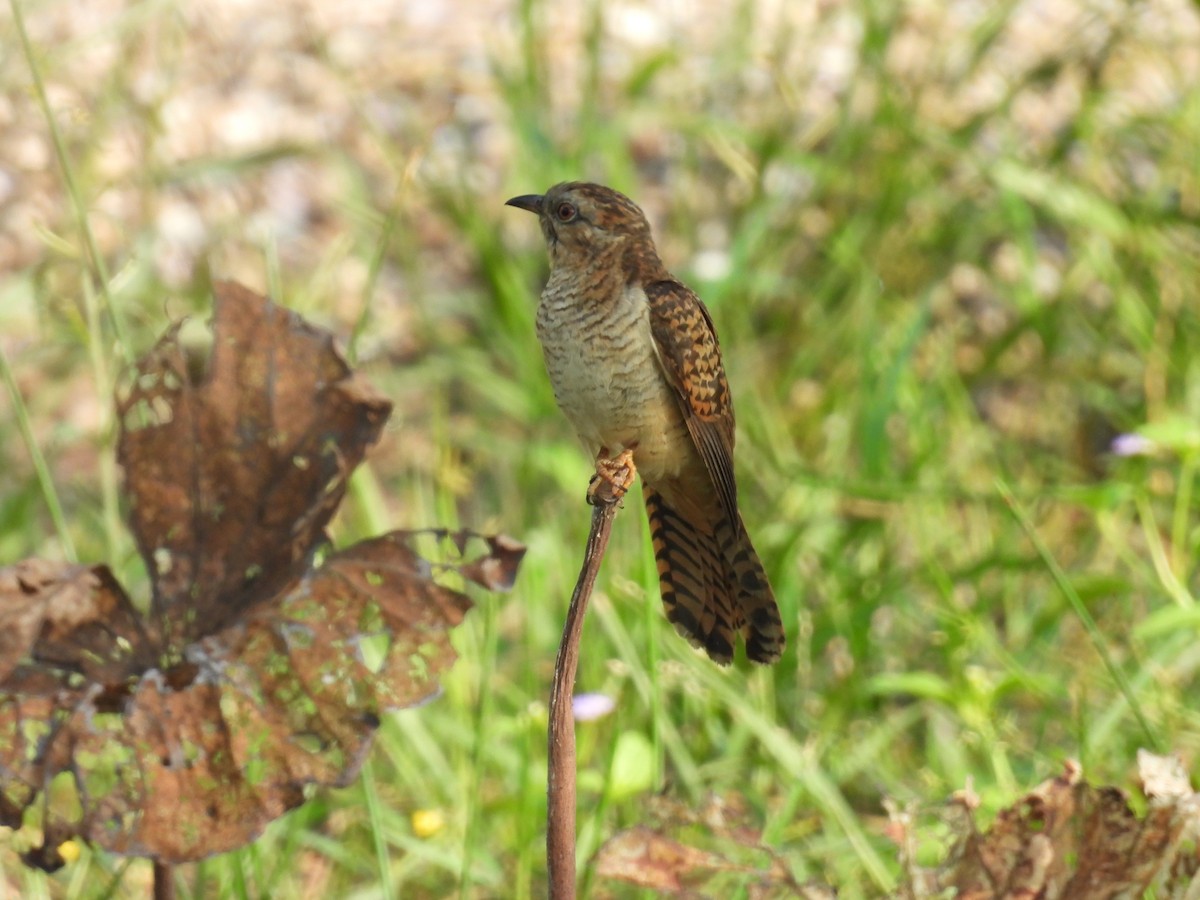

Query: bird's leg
<box><xmin>587</xmin><ymin>446</ymin><xmax>637</xmax><ymax>506</ymax></box>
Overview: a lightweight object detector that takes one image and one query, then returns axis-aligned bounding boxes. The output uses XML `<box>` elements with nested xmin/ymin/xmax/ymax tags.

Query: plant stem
<box><xmin>153</xmin><ymin>861</ymin><xmax>175</xmax><ymax>900</ymax></box>
<box><xmin>547</xmin><ymin>465</ymin><xmax>629</xmax><ymax>898</ymax></box>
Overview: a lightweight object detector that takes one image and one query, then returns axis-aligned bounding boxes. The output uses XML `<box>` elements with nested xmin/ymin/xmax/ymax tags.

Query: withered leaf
<box><xmin>0</xmin><ymin>282</ymin><xmax>524</xmax><ymax>867</ymax></box>
<box><xmin>902</xmin><ymin>753</ymin><xmax>1200</xmax><ymax>899</ymax></box>
<box><xmin>0</xmin><ymin>559</ymin><xmax>153</xmax><ymax>684</ymax></box>
<box><xmin>595</xmin><ymin>826</ymin><xmax>743</xmax><ymax>893</ymax></box>
<box><xmin>595</xmin><ymin>795</ymin><xmax>820</xmax><ymax>898</ymax></box>
<box><xmin>118</xmin><ymin>280</ymin><xmax>392</xmax><ymax>650</ymax></box>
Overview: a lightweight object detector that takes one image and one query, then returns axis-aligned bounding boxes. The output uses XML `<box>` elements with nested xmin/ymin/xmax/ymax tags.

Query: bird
<box><xmin>506</xmin><ymin>182</ymin><xmax>785</xmax><ymax>665</ymax></box>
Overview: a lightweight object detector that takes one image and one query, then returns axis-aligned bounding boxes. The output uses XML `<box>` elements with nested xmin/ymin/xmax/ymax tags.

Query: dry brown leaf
<box><xmin>0</xmin><ymin>560</ymin><xmax>154</xmax><ymax>684</ymax></box>
<box><xmin>117</xmin><ymin>280</ymin><xmax>392</xmax><ymax>650</ymax></box>
<box><xmin>0</xmin><ymin>282</ymin><xmax>524</xmax><ymax>868</ymax></box>
<box><xmin>595</xmin><ymin>826</ymin><xmax>743</xmax><ymax>894</ymax></box>
<box><xmin>900</xmin><ymin>753</ymin><xmax>1200</xmax><ymax>899</ymax></box>
<box><xmin>594</xmin><ymin>794</ymin><xmax>828</xmax><ymax>899</ymax></box>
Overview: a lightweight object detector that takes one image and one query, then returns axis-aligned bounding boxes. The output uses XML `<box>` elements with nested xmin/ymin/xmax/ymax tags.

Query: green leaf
<box><xmin>610</xmin><ymin>731</ymin><xmax>656</xmax><ymax>800</ymax></box>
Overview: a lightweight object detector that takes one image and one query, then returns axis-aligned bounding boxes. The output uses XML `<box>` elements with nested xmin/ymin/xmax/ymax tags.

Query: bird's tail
<box><xmin>644</xmin><ymin>484</ymin><xmax>784</xmax><ymax>664</ymax></box>
<box><xmin>717</xmin><ymin>511</ymin><xmax>785</xmax><ymax>664</ymax></box>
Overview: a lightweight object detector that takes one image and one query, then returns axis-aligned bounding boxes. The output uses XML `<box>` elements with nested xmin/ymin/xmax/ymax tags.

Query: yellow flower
<box><xmin>58</xmin><ymin>840</ymin><xmax>82</xmax><ymax>864</ymax></box>
<box><xmin>411</xmin><ymin>808</ymin><xmax>444</xmax><ymax>838</ymax></box>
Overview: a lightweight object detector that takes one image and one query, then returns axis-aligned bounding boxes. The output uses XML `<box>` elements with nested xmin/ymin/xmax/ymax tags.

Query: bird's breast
<box><xmin>536</xmin><ymin>281</ymin><xmax>690</xmax><ymax>481</ymax></box>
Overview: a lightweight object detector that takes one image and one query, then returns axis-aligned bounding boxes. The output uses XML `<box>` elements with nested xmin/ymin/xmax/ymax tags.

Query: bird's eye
<box><xmin>555</xmin><ymin>202</ymin><xmax>577</xmax><ymax>222</ymax></box>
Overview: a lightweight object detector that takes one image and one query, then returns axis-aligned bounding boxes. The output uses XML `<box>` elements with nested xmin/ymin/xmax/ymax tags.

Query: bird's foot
<box><xmin>588</xmin><ymin>448</ymin><xmax>637</xmax><ymax>506</ymax></box>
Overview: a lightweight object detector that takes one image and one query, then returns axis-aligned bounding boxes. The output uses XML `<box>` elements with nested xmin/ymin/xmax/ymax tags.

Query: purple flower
<box><xmin>572</xmin><ymin>692</ymin><xmax>616</xmax><ymax>722</ymax></box>
<box><xmin>1110</xmin><ymin>434</ymin><xmax>1156</xmax><ymax>457</ymax></box>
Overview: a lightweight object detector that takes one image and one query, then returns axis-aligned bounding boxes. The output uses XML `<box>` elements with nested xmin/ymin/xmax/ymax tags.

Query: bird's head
<box><xmin>506</xmin><ymin>182</ymin><xmax>654</xmax><ymax>269</ymax></box>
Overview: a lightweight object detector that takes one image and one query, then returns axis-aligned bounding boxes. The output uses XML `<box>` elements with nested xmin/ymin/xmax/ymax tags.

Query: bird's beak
<box><xmin>505</xmin><ymin>194</ymin><xmax>544</xmax><ymax>214</ymax></box>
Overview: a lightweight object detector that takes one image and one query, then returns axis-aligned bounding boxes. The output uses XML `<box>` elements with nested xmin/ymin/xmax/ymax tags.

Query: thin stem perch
<box><xmin>546</xmin><ymin>462</ymin><xmax>631</xmax><ymax>899</ymax></box>
<box><xmin>153</xmin><ymin>862</ymin><xmax>175</xmax><ymax>900</ymax></box>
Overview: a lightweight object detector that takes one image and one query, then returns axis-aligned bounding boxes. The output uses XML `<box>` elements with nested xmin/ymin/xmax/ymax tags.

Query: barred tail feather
<box><xmin>644</xmin><ymin>484</ymin><xmax>784</xmax><ymax>665</ymax></box>
<box><xmin>715</xmin><ymin>514</ymin><xmax>785</xmax><ymax>664</ymax></box>
<box><xmin>644</xmin><ymin>484</ymin><xmax>737</xmax><ymax>664</ymax></box>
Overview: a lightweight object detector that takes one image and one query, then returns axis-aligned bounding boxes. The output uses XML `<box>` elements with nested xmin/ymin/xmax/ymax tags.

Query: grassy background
<box><xmin>2</xmin><ymin>0</ymin><xmax>1200</xmax><ymax>896</ymax></box>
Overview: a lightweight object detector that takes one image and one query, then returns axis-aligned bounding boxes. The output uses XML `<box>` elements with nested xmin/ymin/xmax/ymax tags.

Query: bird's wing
<box><xmin>644</xmin><ymin>279</ymin><xmax>739</xmax><ymax>521</ymax></box>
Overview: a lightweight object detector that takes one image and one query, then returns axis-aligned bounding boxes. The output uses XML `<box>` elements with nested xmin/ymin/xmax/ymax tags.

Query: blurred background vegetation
<box><xmin>2</xmin><ymin>0</ymin><xmax>1199</xmax><ymax>895</ymax></box>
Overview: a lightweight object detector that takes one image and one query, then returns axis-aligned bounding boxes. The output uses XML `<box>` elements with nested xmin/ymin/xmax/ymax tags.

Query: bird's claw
<box><xmin>587</xmin><ymin>448</ymin><xmax>637</xmax><ymax>506</ymax></box>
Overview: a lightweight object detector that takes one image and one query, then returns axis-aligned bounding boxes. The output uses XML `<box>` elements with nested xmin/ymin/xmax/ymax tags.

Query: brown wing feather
<box><xmin>644</xmin><ymin>280</ymin><xmax>739</xmax><ymax>522</ymax></box>
<box><xmin>644</xmin><ymin>279</ymin><xmax>784</xmax><ymax>664</ymax></box>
